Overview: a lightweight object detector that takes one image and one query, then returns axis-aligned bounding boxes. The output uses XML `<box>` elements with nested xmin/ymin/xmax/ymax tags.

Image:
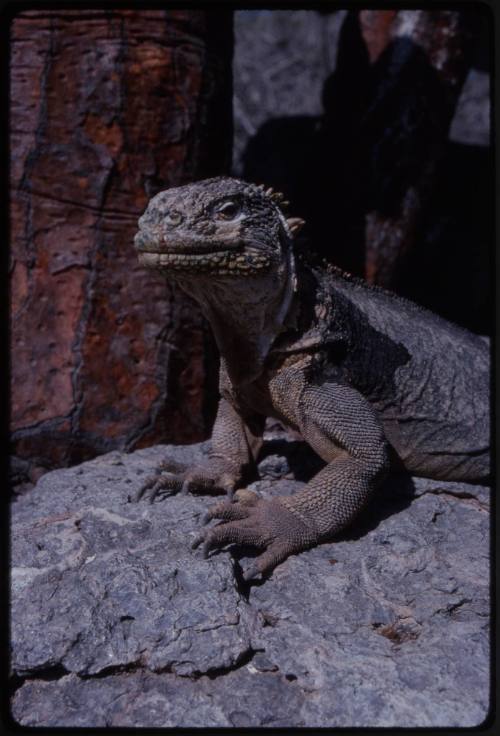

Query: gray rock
<box><xmin>449</xmin><ymin>68</ymin><xmax>490</xmax><ymax>147</ymax></box>
<box><xmin>11</xmin><ymin>441</ymin><xmax>490</xmax><ymax>727</ymax></box>
<box><xmin>232</xmin><ymin>9</ymin><xmax>347</xmax><ymax>175</ymax></box>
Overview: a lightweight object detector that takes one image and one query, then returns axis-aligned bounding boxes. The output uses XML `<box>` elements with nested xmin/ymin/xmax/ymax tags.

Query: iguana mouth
<box><xmin>136</xmin><ymin>242</ymin><xmax>243</xmax><ymax>255</ymax></box>
<box><xmin>137</xmin><ymin>248</ymin><xmax>272</xmax><ymax>274</ymax></box>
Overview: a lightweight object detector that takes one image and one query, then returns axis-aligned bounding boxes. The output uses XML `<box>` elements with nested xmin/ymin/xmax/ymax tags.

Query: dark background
<box><xmin>10</xmin><ymin>8</ymin><xmax>492</xmax><ymax>490</ymax></box>
<box><xmin>234</xmin><ymin>9</ymin><xmax>491</xmax><ymax>328</ymax></box>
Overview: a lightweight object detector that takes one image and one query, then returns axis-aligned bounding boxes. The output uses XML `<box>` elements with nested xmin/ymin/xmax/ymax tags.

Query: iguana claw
<box><xmin>134</xmin><ymin>458</ymin><xmax>236</xmax><ymax>503</ymax></box>
<box><xmin>134</xmin><ymin>471</ymin><xmax>184</xmax><ymax>503</ymax></box>
<box><xmin>192</xmin><ymin>497</ymin><xmax>317</xmax><ymax>579</ymax></box>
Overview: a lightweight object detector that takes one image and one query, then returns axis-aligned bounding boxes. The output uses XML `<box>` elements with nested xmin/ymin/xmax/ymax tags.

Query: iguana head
<box><xmin>134</xmin><ymin>177</ymin><xmax>305</xmax><ymax>383</ymax></box>
<box><xmin>134</xmin><ymin>176</ymin><xmax>303</xmax><ymax>278</ymax></box>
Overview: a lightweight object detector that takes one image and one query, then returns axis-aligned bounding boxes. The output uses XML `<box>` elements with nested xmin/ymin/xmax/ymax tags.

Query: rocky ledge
<box><xmin>10</xmin><ymin>439</ymin><xmax>490</xmax><ymax>728</ymax></box>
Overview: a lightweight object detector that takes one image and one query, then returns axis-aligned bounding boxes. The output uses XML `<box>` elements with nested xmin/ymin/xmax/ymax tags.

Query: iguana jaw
<box><xmin>136</xmin><ymin>243</ymin><xmax>273</xmax><ymax>275</ymax></box>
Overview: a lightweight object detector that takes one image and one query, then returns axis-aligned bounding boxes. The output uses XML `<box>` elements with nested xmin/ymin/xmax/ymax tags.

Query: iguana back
<box><xmin>313</xmin><ymin>266</ymin><xmax>489</xmax><ymax>482</ymax></box>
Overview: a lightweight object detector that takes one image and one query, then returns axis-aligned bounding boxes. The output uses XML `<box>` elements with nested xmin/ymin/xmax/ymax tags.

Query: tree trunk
<box><xmin>10</xmin><ymin>10</ymin><xmax>232</xmax><ymax>484</ymax></box>
<box><xmin>357</xmin><ymin>10</ymin><xmax>470</xmax><ymax>285</ymax></box>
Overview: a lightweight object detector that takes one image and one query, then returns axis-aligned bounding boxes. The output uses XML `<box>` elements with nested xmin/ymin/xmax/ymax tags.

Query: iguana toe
<box><xmin>134</xmin><ymin>458</ymin><xmax>239</xmax><ymax>503</ymax></box>
<box><xmin>202</xmin><ymin>493</ymin><xmax>258</xmax><ymax>524</ymax></box>
<box><xmin>134</xmin><ymin>471</ymin><xmax>184</xmax><ymax>503</ymax></box>
<box><xmin>242</xmin><ymin>541</ymin><xmax>294</xmax><ymax>580</ymax></box>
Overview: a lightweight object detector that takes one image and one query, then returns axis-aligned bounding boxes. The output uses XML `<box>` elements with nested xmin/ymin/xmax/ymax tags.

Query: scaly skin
<box><xmin>134</xmin><ymin>177</ymin><xmax>490</xmax><ymax>580</ymax></box>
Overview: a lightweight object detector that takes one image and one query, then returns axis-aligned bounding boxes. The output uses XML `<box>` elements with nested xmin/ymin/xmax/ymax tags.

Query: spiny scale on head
<box><xmin>248</xmin><ymin>182</ymin><xmax>290</xmax><ymax>214</ymax></box>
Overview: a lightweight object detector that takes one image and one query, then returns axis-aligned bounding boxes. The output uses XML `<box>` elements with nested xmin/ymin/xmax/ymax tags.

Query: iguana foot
<box><xmin>192</xmin><ymin>496</ymin><xmax>318</xmax><ymax>579</ymax></box>
<box><xmin>134</xmin><ymin>458</ymin><xmax>239</xmax><ymax>503</ymax></box>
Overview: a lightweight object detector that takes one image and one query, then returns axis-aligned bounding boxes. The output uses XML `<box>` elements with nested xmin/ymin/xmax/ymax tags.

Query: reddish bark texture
<box><xmin>10</xmin><ymin>10</ymin><xmax>232</xmax><ymax>481</ymax></box>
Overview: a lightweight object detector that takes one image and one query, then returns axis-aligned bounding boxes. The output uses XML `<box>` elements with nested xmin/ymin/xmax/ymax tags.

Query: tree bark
<box><xmin>356</xmin><ymin>10</ymin><xmax>469</xmax><ymax>285</ymax></box>
<box><xmin>10</xmin><ymin>10</ymin><xmax>232</xmax><ymax>483</ymax></box>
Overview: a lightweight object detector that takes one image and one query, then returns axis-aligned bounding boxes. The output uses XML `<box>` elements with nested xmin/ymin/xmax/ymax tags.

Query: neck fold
<box><xmin>178</xmin><ymin>244</ymin><xmax>297</xmax><ymax>386</ymax></box>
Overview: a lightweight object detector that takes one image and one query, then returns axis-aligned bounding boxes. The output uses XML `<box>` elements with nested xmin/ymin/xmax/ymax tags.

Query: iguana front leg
<box><xmin>135</xmin><ymin>395</ymin><xmax>264</xmax><ymax>502</ymax></box>
<box><xmin>196</xmin><ymin>381</ymin><xmax>391</xmax><ymax>579</ymax></box>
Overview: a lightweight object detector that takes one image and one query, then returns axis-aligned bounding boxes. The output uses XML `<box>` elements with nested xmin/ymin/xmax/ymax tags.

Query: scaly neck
<box><xmin>176</xmin><ymin>246</ymin><xmax>297</xmax><ymax>386</ymax></box>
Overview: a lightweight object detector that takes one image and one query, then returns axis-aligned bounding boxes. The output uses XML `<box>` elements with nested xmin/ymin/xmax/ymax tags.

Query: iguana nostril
<box><xmin>164</xmin><ymin>210</ymin><xmax>183</xmax><ymax>226</ymax></box>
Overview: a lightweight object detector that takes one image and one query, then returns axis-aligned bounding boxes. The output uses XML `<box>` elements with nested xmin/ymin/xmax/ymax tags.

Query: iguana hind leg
<box><xmin>134</xmin><ymin>396</ymin><xmax>264</xmax><ymax>503</ymax></box>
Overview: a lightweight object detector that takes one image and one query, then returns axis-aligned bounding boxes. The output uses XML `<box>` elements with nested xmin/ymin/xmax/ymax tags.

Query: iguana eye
<box><xmin>164</xmin><ymin>210</ymin><xmax>182</xmax><ymax>226</ymax></box>
<box><xmin>215</xmin><ymin>201</ymin><xmax>241</xmax><ymax>220</ymax></box>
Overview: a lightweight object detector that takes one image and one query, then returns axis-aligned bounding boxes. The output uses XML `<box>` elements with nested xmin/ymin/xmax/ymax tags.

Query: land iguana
<box><xmin>133</xmin><ymin>177</ymin><xmax>490</xmax><ymax>580</ymax></box>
